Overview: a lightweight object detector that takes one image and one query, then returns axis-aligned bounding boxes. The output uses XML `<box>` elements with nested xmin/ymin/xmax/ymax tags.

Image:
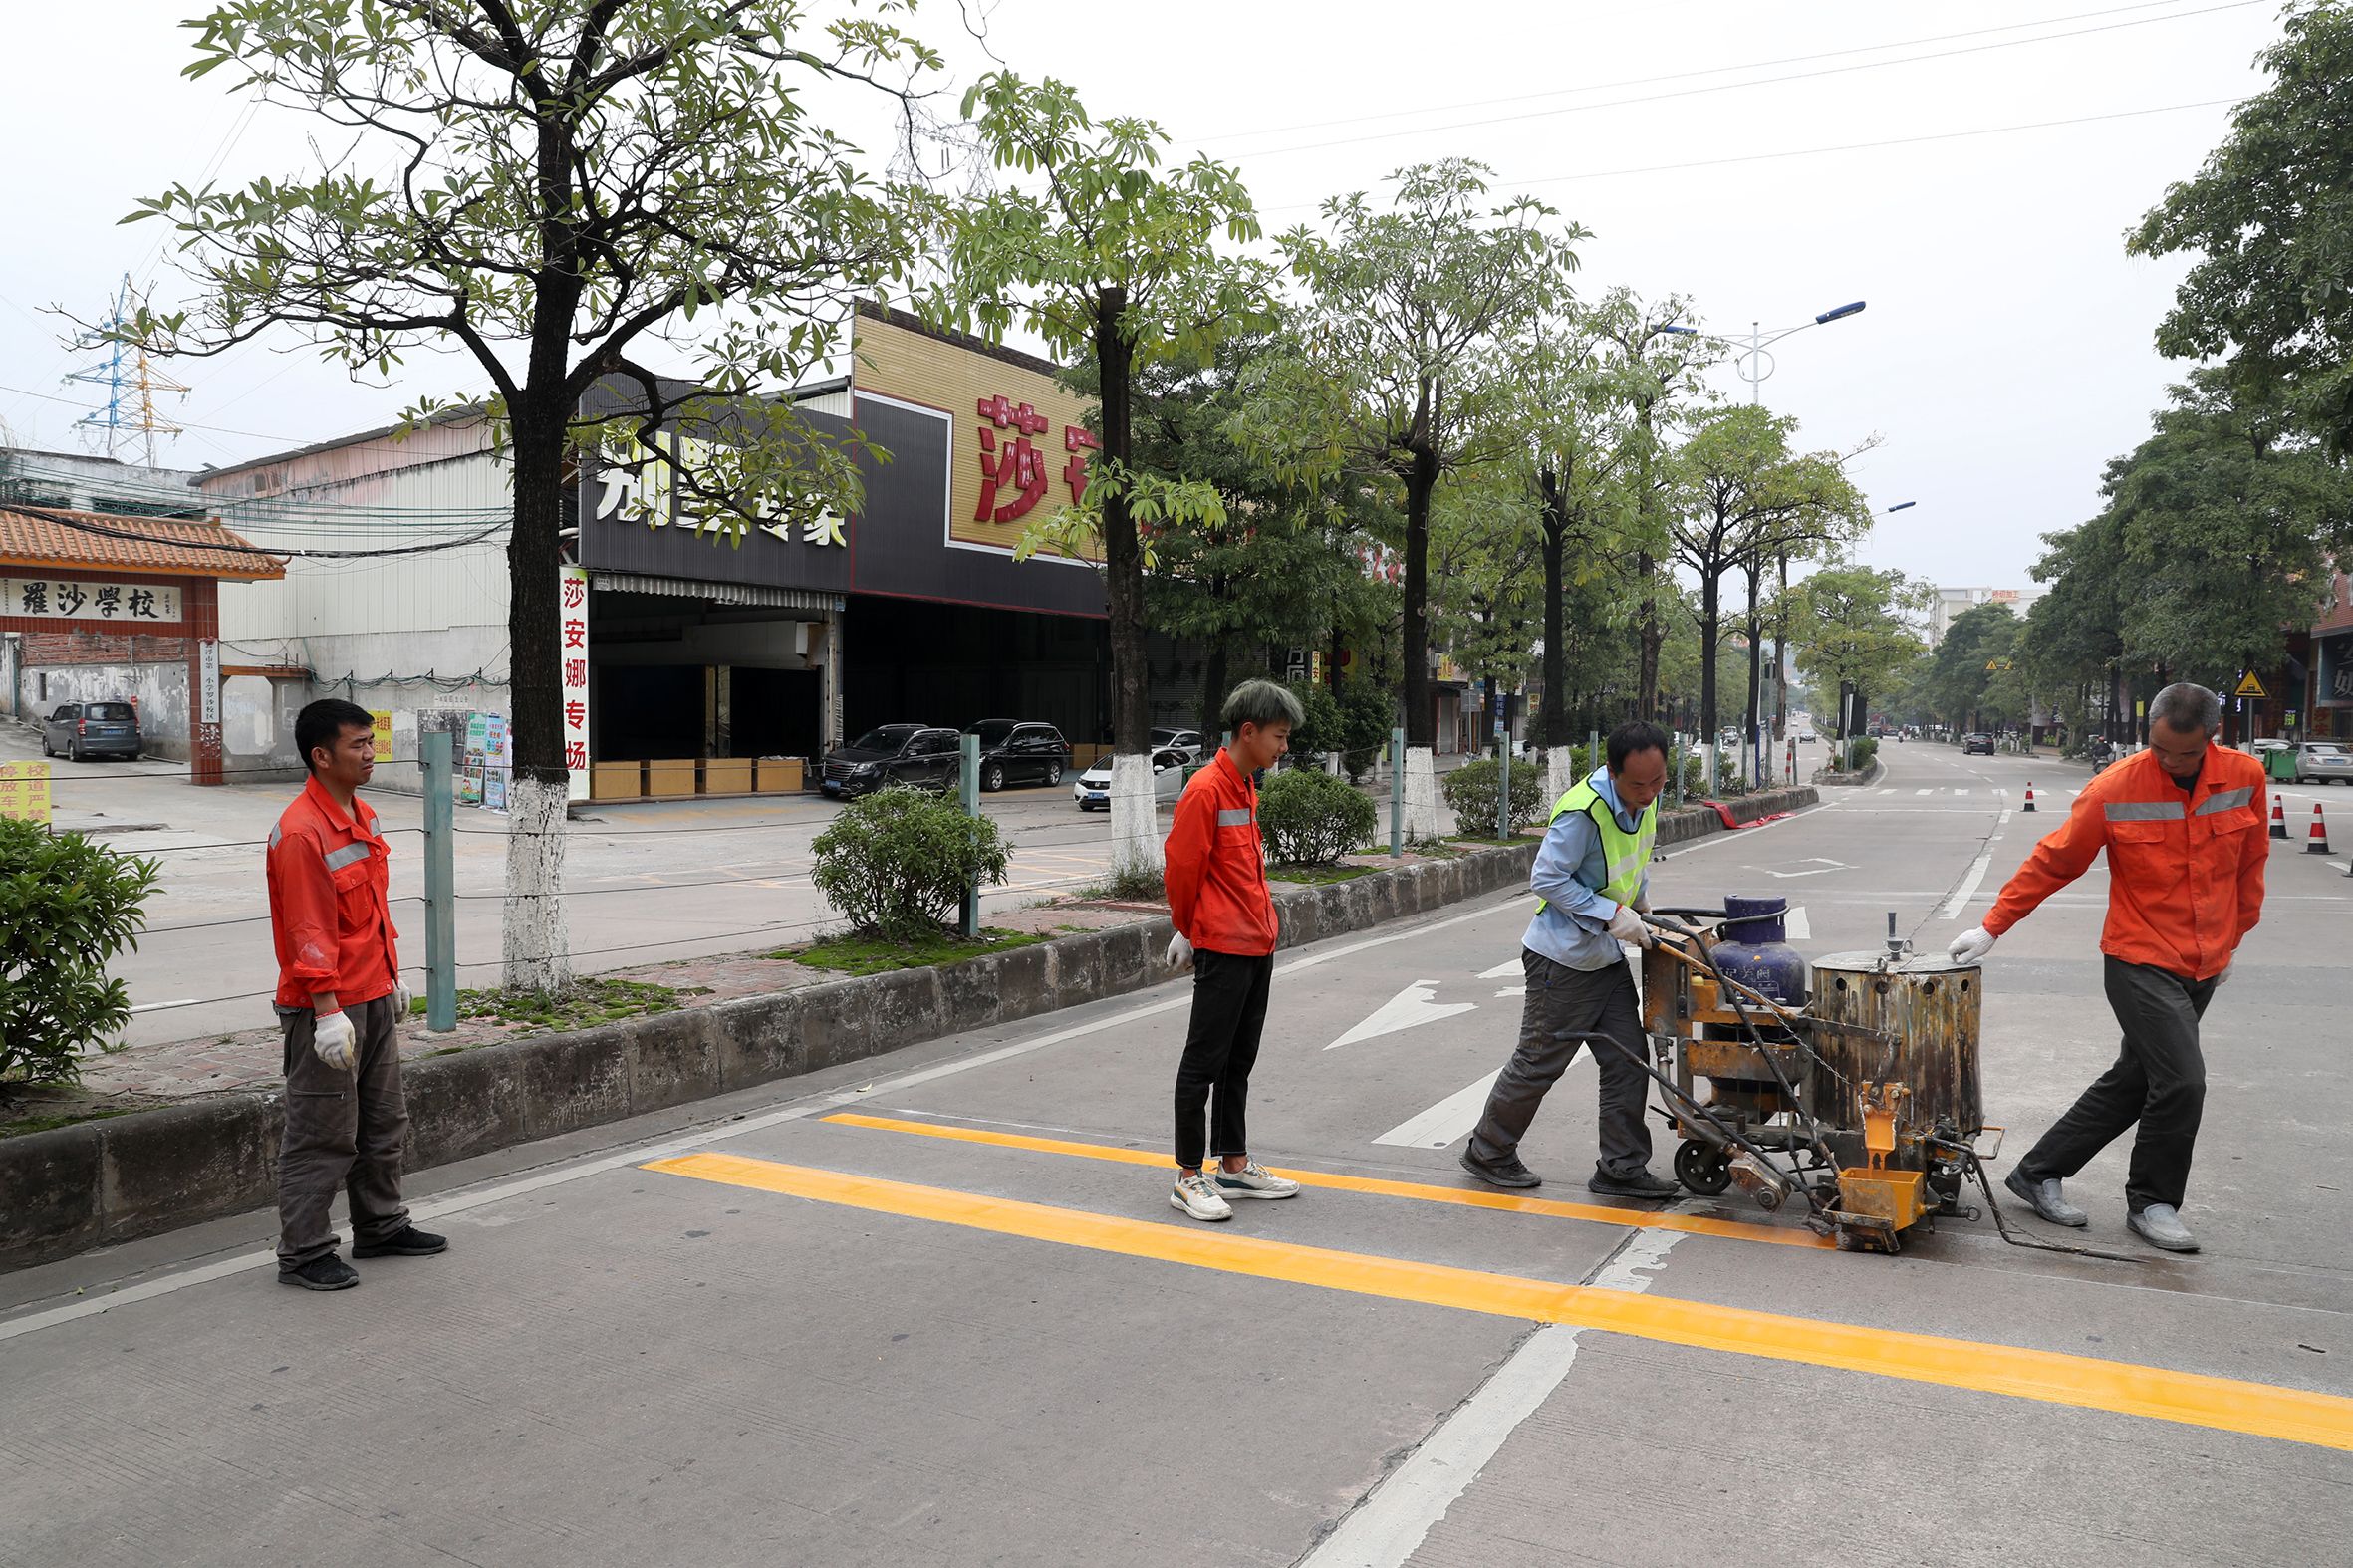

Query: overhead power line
<box><xmin>1218</xmin><ymin>0</ymin><xmax>2264</xmax><ymax>162</ymax></box>
<box><xmin>1194</xmin><ymin>0</ymin><xmax>2218</xmax><ymax>145</ymax></box>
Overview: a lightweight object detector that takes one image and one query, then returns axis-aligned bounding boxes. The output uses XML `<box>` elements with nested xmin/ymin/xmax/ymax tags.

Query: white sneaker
<box><xmin>1170</xmin><ymin>1172</ymin><xmax>1234</xmax><ymax>1222</ymax></box>
<box><xmin>1212</xmin><ymin>1161</ymin><xmax>1301</xmax><ymax>1200</ymax></box>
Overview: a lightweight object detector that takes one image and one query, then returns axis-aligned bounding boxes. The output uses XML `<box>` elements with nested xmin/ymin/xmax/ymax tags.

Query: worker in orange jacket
<box><xmin>1161</xmin><ymin>679</ymin><xmax>1305</xmax><ymax>1222</ymax></box>
<box><xmin>267</xmin><ymin>698</ymin><xmax>445</xmax><ymax>1290</ymax></box>
<box><xmin>1949</xmin><ymin>683</ymin><xmax>2266</xmax><ymax>1253</ymax></box>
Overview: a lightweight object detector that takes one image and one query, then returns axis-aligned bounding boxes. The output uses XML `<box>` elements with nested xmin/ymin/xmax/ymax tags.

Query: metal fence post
<box><xmin>960</xmin><ymin>732</ymin><xmax>981</xmax><ymax>939</ymax></box>
<box><xmin>1588</xmin><ymin>727</ymin><xmax>1599</xmax><ymax>775</ymax></box>
<box><xmin>421</xmin><ymin>730</ymin><xmax>456</xmax><ymax>1032</ymax></box>
<box><xmin>1495</xmin><ymin>733</ymin><xmax>1509</xmax><ymax>841</ymax></box>
<box><xmin>1390</xmin><ymin>725</ymin><xmax>1405</xmax><ymax>856</ymax></box>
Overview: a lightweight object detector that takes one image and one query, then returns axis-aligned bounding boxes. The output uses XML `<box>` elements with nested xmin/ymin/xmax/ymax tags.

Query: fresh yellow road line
<box><xmin>646</xmin><ymin>1150</ymin><xmax>2353</xmax><ymax>1453</ymax></box>
<box><xmin>819</xmin><ymin>1110</ymin><xmax>1834</xmax><ymax>1250</ymax></box>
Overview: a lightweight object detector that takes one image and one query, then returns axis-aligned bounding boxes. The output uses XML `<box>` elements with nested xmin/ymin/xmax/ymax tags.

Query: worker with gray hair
<box><xmin>1950</xmin><ymin>682</ymin><xmax>2267</xmax><ymax>1253</ymax></box>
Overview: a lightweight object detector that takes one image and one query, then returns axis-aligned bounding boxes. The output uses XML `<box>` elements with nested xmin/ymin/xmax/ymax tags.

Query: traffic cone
<box><xmin>2270</xmin><ymin>796</ymin><xmax>2289</xmax><ymax>840</ymax></box>
<box><xmin>2022</xmin><ymin>782</ymin><xmax>2037</xmax><ymax>813</ymax></box>
<box><xmin>2307</xmin><ymin>802</ymin><xmax>2332</xmax><ymax>856</ymax></box>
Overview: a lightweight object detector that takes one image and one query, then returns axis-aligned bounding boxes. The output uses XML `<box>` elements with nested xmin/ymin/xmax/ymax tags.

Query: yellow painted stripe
<box><xmin>647</xmin><ymin>1150</ymin><xmax>2353</xmax><ymax>1453</ymax></box>
<box><xmin>819</xmin><ymin>1110</ymin><xmax>1834</xmax><ymax>1250</ymax></box>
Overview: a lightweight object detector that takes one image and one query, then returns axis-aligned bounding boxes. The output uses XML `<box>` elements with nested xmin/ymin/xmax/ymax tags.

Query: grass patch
<box><xmin>0</xmin><ymin>1105</ymin><xmax>141</xmax><ymax>1140</ymax></box>
<box><xmin>452</xmin><ymin>977</ymin><xmax>681</xmax><ymax>1035</ymax></box>
<box><xmin>1267</xmin><ymin>862</ymin><xmax>1378</xmax><ymax>885</ymax></box>
<box><xmin>776</xmin><ymin>926</ymin><xmax>1050</xmax><ymax>977</ymax></box>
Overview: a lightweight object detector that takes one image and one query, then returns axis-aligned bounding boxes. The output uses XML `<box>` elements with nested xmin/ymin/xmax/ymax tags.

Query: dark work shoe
<box><xmin>353</xmin><ymin>1225</ymin><xmax>448</xmax><ymax>1259</ymax></box>
<box><xmin>278</xmin><ymin>1254</ymin><xmax>359</xmax><ymax>1291</ymax></box>
<box><xmin>1588</xmin><ymin>1167</ymin><xmax>1679</xmax><ymax>1200</ymax></box>
<box><xmin>1460</xmin><ymin>1147</ymin><xmax>1542</xmax><ymax>1189</ymax></box>
<box><xmin>2004</xmin><ymin>1168</ymin><xmax>2088</xmax><ymax>1227</ymax></box>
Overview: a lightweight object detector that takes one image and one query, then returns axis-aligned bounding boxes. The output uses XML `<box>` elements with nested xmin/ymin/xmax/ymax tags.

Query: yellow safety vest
<box><xmin>1534</xmin><ymin>775</ymin><xmax>1657</xmax><ymax>915</ymax></box>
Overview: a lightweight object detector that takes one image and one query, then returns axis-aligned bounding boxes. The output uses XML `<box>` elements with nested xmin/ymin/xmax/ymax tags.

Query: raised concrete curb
<box><xmin>0</xmin><ymin>784</ymin><xmax>1815</xmax><ymax>1271</ymax></box>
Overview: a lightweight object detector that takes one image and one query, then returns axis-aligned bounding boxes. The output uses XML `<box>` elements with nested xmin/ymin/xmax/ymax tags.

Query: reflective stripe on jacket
<box><xmin>1163</xmin><ymin>748</ymin><xmax>1278</xmax><ymax>957</ymax></box>
<box><xmin>1982</xmin><ymin>747</ymin><xmax>2265</xmax><ymax>980</ymax></box>
<box><xmin>1534</xmin><ymin>773</ymin><xmax>1657</xmax><ymax>915</ymax></box>
<box><xmin>267</xmin><ymin>774</ymin><xmax>400</xmax><ymax>1008</ymax></box>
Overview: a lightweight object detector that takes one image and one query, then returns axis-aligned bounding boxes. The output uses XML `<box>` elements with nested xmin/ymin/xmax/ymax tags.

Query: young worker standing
<box><xmin>268</xmin><ymin>698</ymin><xmax>445</xmax><ymax>1290</ymax></box>
<box><xmin>1162</xmin><ymin>679</ymin><xmax>1305</xmax><ymax>1222</ymax></box>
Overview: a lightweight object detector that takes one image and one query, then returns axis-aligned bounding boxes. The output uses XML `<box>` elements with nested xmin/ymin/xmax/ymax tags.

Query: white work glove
<box><xmin>1166</xmin><ymin>934</ymin><xmax>1195</xmax><ymax>972</ymax></box>
<box><xmin>1607</xmin><ymin>904</ymin><xmax>1652</xmax><ymax>947</ymax></box>
<box><xmin>311</xmin><ymin>1009</ymin><xmax>358</xmax><ymax>1071</ymax></box>
<box><xmin>1948</xmin><ymin>926</ymin><xmax>1997</xmax><ymax>965</ymax></box>
<box><xmin>393</xmin><ymin>978</ymin><xmax>413</xmax><ymax>1018</ymax></box>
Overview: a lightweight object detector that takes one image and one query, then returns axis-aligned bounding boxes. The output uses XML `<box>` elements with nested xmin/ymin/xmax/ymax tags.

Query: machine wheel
<box><xmin>982</xmin><ymin>763</ymin><xmax>1005</xmax><ymax>792</ymax></box>
<box><xmin>1674</xmin><ymin>1139</ymin><xmax>1732</xmax><ymax>1196</ymax></box>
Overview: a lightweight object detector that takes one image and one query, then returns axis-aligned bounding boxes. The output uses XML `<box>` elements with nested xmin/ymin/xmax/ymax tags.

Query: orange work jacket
<box><xmin>1164</xmin><ymin>749</ymin><xmax>1279</xmax><ymax>957</ymax></box>
<box><xmin>267</xmin><ymin>775</ymin><xmax>400</xmax><ymax>1008</ymax></box>
<box><xmin>1983</xmin><ymin>747</ymin><xmax>2266</xmax><ymax>981</ymax></box>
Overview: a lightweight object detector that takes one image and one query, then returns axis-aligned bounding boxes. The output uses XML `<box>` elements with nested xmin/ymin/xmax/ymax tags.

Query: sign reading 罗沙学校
<box><xmin>3</xmin><ymin>578</ymin><xmax>182</xmax><ymax>624</ymax></box>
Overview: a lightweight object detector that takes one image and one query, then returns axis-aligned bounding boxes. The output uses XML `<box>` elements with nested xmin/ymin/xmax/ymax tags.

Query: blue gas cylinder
<box><xmin>1712</xmin><ymin>894</ymin><xmax>1808</xmax><ymax>1006</ymax></box>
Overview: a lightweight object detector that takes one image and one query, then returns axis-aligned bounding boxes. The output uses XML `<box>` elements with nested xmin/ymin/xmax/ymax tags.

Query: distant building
<box><xmin>1926</xmin><ymin>585</ymin><xmax>2048</xmax><ymax>649</ymax></box>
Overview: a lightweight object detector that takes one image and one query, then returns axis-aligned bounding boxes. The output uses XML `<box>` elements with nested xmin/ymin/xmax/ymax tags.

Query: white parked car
<box><xmin>2294</xmin><ymin>741</ymin><xmax>2353</xmax><ymax>784</ymax></box>
<box><xmin>1150</xmin><ymin>726</ymin><xmax>1207</xmax><ymax>763</ymax></box>
<box><xmin>1073</xmin><ymin>748</ymin><xmax>1190</xmax><ymax>811</ymax></box>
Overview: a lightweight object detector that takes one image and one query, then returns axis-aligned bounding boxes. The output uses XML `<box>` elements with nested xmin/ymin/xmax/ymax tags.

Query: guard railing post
<box><xmin>960</xmin><ymin>732</ymin><xmax>981</xmax><ymax>939</ymax></box>
<box><xmin>422</xmin><ymin>730</ymin><xmax>456</xmax><ymax>1032</ymax></box>
<box><xmin>1390</xmin><ymin>725</ymin><xmax>1406</xmax><ymax>857</ymax></box>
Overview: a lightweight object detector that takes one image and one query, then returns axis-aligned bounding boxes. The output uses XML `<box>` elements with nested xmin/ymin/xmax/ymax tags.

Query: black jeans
<box><xmin>1173</xmin><ymin>949</ymin><xmax>1274</xmax><ymax>1172</ymax></box>
<box><xmin>2017</xmin><ymin>956</ymin><xmax>2216</xmax><ymax>1213</ymax></box>
<box><xmin>1469</xmin><ymin>948</ymin><xmax>1653</xmax><ymax>1177</ymax></box>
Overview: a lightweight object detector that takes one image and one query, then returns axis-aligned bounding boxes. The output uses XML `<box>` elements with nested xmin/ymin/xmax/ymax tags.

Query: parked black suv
<box><xmin>42</xmin><ymin>700</ymin><xmax>142</xmax><ymax>762</ymax></box>
<box><xmin>967</xmin><ymin>719</ymin><xmax>1070</xmax><ymax>791</ymax></box>
<box><xmin>820</xmin><ymin>724</ymin><xmax>962</xmax><ymax>798</ymax></box>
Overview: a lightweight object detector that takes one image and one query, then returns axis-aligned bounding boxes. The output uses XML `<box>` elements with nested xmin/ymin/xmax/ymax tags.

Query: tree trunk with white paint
<box><xmin>1545</xmin><ymin>745</ymin><xmax>1580</xmax><ymax>804</ymax></box>
<box><xmin>501</xmin><ymin>772</ymin><xmax>571</xmax><ymax>993</ymax></box>
<box><xmin>1109</xmin><ymin>752</ymin><xmax>1165</xmax><ymax>883</ymax></box>
<box><xmin>1403</xmin><ymin>745</ymin><xmax>1439</xmax><ymax>840</ymax></box>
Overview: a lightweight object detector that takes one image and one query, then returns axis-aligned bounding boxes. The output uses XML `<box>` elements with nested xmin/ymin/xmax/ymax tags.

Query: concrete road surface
<box><xmin>4</xmin><ymin>741</ymin><xmax>2348</xmax><ymax>1566</ymax></box>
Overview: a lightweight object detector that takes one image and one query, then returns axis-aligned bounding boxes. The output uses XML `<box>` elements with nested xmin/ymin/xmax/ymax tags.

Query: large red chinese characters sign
<box><xmin>974</xmin><ymin>394</ymin><xmax>1094</xmax><ymax>526</ymax></box>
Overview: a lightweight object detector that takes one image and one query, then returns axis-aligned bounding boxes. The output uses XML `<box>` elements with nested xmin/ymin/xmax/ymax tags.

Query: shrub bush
<box><xmin>811</xmin><ymin>786</ymin><xmax>1011</xmax><ymax>943</ymax></box>
<box><xmin>1337</xmin><ymin>682</ymin><xmax>1394</xmax><ymax>784</ymax></box>
<box><xmin>0</xmin><ymin>818</ymin><xmax>158</xmax><ymax>1090</ymax></box>
<box><xmin>1279</xmin><ymin>677</ymin><xmax>1347</xmax><ymax>763</ymax></box>
<box><xmin>1441</xmin><ymin>755</ymin><xmax>1548</xmax><ymax>836</ymax></box>
<box><xmin>1849</xmin><ymin>736</ymin><xmax>1880</xmax><ymax>766</ymax></box>
<box><xmin>1258</xmin><ymin>768</ymin><xmax>1378</xmax><ymax>865</ymax></box>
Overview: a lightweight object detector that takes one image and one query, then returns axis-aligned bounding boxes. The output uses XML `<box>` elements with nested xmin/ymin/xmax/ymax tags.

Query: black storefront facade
<box><xmin>573</xmin><ymin>312</ymin><xmax>1112</xmax><ymax>792</ymax></box>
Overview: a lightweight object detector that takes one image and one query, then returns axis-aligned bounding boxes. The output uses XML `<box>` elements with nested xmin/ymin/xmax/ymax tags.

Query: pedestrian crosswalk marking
<box><xmin>649</xmin><ymin>1148</ymin><xmax>2353</xmax><ymax>1453</ymax></box>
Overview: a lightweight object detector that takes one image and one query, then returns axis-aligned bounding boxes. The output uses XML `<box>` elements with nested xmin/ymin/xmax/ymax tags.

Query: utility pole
<box><xmin>67</xmin><ymin>274</ymin><xmax>188</xmax><ymax>465</ymax></box>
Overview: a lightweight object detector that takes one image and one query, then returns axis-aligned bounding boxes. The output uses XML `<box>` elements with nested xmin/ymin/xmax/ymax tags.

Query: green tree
<box><xmin>1430</xmin><ymin>473</ymin><xmax>1543</xmax><ymax>736</ymax></box>
<box><xmin>1667</xmin><ymin>404</ymin><xmax>1873</xmax><ymax>747</ymax></box>
<box><xmin>129</xmin><ymin>0</ymin><xmax>936</xmax><ymax>991</ymax></box>
<box><xmin>935</xmin><ymin>73</ymin><xmax>1271</xmax><ymax>879</ymax></box>
<box><xmin>1237</xmin><ymin>159</ymin><xmax>1582</xmax><ymax>833</ymax></box>
<box><xmin>2131</xmin><ymin>2</ymin><xmax>2353</xmax><ymax>470</ymax></box>
<box><xmin>1789</xmin><ymin>565</ymin><xmax>1929</xmax><ymax>737</ymax></box>
<box><xmin>1925</xmin><ymin>603</ymin><xmax>2022</xmax><ymax>733</ymax></box>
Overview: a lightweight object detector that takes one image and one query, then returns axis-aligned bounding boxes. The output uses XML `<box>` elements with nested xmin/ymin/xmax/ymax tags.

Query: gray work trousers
<box><xmin>2016</xmin><ymin>956</ymin><xmax>2216</xmax><ymax>1213</ymax></box>
<box><xmin>276</xmin><ymin>994</ymin><xmax>409</xmax><ymax>1268</ymax></box>
<box><xmin>1469</xmin><ymin>947</ymin><xmax>1653</xmax><ymax>1177</ymax></box>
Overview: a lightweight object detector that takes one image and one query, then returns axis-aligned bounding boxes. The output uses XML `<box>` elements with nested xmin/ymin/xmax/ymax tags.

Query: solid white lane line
<box><xmin>1955</xmin><ymin>789</ymin><xmax>1970</xmax><ymax>797</ymax></box>
<box><xmin>1940</xmin><ymin>851</ymin><xmax>1996</xmax><ymax>920</ymax></box>
<box><xmin>1299</xmin><ymin>1228</ymin><xmax>1682</xmax><ymax>1568</ymax></box>
<box><xmin>2</xmin><ymin>894</ymin><xmax>1539</xmax><ymax>1341</ymax></box>
<box><xmin>1372</xmin><ymin>1069</ymin><xmax>1504</xmax><ymax>1150</ymax></box>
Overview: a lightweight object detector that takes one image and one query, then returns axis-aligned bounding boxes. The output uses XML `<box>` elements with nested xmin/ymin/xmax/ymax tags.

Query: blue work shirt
<box><xmin>1521</xmin><ymin>767</ymin><xmax>1650</xmax><ymax>972</ymax></box>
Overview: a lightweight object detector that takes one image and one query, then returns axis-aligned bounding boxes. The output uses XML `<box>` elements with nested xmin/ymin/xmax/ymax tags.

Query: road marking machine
<box><xmin>1586</xmin><ymin>897</ymin><xmax>2137</xmax><ymax>1260</ymax></box>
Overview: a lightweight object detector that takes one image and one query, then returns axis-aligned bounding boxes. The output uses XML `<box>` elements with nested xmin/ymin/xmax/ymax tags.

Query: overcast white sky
<box><xmin>0</xmin><ymin>0</ymin><xmax>2287</xmax><ymax>591</ymax></box>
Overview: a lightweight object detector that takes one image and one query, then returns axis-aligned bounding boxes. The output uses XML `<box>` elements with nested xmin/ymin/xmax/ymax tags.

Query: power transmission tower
<box><xmin>66</xmin><ymin>274</ymin><xmax>188</xmax><ymax>465</ymax></box>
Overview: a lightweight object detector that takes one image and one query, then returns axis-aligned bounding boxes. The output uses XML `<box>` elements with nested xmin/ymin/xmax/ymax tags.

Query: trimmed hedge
<box><xmin>1258</xmin><ymin>768</ymin><xmax>1378</xmax><ymax>865</ymax></box>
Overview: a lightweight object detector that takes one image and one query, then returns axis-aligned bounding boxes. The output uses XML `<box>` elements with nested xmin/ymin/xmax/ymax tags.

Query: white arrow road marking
<box><xmin>1325</xmin><ymin>979</ymin><xmax>1478</xmax><ymax>1051</ymax></box>
<box><xmin>1372</xmin><ymin>1069</ymin><xmax>1504</xmax><ymax>1149</ymax></box>
<box><xmin>1478</xmin><ymin>958</ymin><xmax>1522</xmax><ymax>979</ymax></box>
<box><xmin>1751</xmin><ymin>858</ymin><xmax>1852</xmax><ymax>879</ymax></box>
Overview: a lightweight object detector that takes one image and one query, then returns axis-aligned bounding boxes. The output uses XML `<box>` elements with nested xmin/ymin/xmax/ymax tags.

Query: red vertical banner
<box><xmin>559</xmin><ymin>564</ymin><xmax>590</xmax><ymax>802</ymax></box>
